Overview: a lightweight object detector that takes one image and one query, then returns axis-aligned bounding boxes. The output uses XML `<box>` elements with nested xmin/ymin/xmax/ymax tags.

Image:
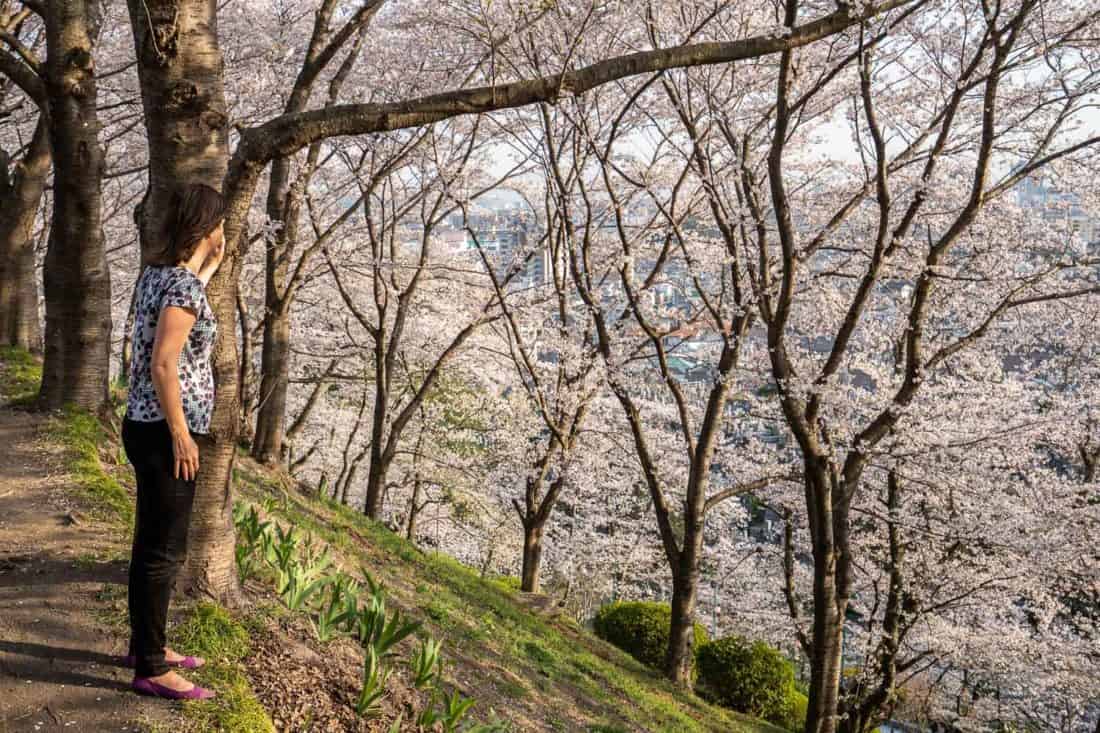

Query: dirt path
<box><xmin>0</xmin><ymin>378</ymin><xmax>185</xmax><ymax>731</ymax></box>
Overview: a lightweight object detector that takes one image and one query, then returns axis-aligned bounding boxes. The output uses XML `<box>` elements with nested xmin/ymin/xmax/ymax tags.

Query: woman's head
<box><xmin>153</xmin><ymin>182</ymin><xmax>227</xmax><ymax>266</ymax></box>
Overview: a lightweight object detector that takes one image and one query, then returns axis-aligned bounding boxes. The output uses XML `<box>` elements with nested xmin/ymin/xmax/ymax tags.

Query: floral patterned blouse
<box><xmin>125</xmin><ymin>265</ymin><xmax>218</xmax><ymax>435</ymax></box>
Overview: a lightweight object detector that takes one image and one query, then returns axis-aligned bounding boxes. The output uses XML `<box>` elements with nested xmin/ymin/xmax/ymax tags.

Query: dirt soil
<box><xmin>0</xmin><ymin>387</ymin><xmax>185</xmax><ymax>731</ymax></box>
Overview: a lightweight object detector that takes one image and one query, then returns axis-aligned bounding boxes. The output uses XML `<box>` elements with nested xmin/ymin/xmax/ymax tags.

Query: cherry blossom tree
<box><xmin>114</xmin><ymin>0</ymin><xmax>905</xmax><ymax>602</ymax></box>
<box><xmin>701</xmin><ymin>0</ymin><xmax>1100</xmax><ymax>729</ymax></box>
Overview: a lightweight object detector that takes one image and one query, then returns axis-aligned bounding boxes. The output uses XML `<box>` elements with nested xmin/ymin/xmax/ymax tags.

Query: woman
<box><xmin>119</xmin><ymin>182</ymin><xmax>225</xmax><ymax>700</ymax></box>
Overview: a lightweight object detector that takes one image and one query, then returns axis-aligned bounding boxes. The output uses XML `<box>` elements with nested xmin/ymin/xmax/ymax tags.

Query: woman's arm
<box><xmin>151</xmin><ymin>305</ymin><xmax>200</xmax><ymax>480</ymax></box>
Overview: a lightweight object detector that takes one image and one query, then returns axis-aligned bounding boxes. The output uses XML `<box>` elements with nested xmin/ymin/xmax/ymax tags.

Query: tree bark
<box><xmin>236</xmin><ymin>291</ymin><xmax>255</xmax><ymax>446</ymax></box>
<box><xmin>665</xmin><ymin>563</ymin><xmax>701</xmax><ymax>684</ymax></box>
<box><xmin>520</xmin><ymin>522</ymin><xmax>544</xmax><ymax>594</ymax></box>
<box><xmin>513</xmin><ymin>463</ymin><xmax>570</xmax><ymax>593</ymax></box>
<box><xmin>405</xmin><ymin>475</ymin><xmax>422</xmax><ymax>542</ymax></box>
<box><xmin>126</xmin><ymin>0</ymin><xmax>239</xmax><ymax>604</ymax></box>
<box><xmin>0</xmin><ymin>116</ymin><xmax>49</xmax><ymax>353</ymax></box>
<box><xmin>798</xmin><ymin>458</ymin><xmax>849</xmax><ymax>733</ymax></box>
<box><xmin>37</xmin><ymin>0</ymin><xmax>112</xmax><ymax>413</ymax></box>
<box><xmin>119</xmin><ymin>273</ymin><xmax>140</xmax><ymax>383</ymax></box>
<box><xmin>251</xmin><ymin>302</ymin><xmax>290</xmax><ymax>463</ymax></box>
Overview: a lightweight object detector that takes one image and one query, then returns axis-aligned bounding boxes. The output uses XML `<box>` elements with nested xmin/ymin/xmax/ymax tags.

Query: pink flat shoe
<box><xmin>132</xmin><ymin>676</ymin><xmax>216</xmax><ymax>700</ymax></box>
<box><xmin>120</xmin><ymin>653</ymin><xmax>205</xmax><ymax>669</ymax></box>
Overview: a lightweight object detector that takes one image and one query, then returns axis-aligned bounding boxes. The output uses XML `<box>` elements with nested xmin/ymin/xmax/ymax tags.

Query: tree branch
<box><xmin>237</xmin><ymin>0</ymin><xmax>917</xmax><ymax>164</ymax></box>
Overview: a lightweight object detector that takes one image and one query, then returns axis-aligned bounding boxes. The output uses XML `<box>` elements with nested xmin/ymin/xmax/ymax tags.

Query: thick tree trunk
<box><xmin>249</xmin><ymin>140</ymin><xmax>298</xmax><ymax>464</ymax></box>
<box><xmin>251</xmin><ymin>303</ymin><xmax>290</xmax><ymax>464</ymax></box>
<box><xmin>37</xmin><ymin>1</ymin><xmax>112</xmax><ymax>413</ymax></box>
<box><xmin>520</xmin><ymin>522</ymin><xmax>544</xmax><ymax>594</ymax></box>
<box><xmin>803</xmin><ymin>464</ymin><xmax>847</xmax><ymax>733</ymax></box>
<box><xmin>364</xmin><ymin>441</ymin><xmax>388</xmax><ymax>519</ymax></box>
<box><xmin>665</xmin><ymin>548</ymin><xmax>702</xmax><ymax>684</ymax></box>
<box><xmin>0</xmin><ymin>117</ymin><xmax>49</xmax><ymax>354</ymax></box>
<box><xmin>805</xmin><ymin>584</ymin><xmax>844</xmax><ymax>733</ymax></box>
<box><xmin>126</xmin><ymin>0</ymin><xmax>240</xmax><ymax>605</ymax></box>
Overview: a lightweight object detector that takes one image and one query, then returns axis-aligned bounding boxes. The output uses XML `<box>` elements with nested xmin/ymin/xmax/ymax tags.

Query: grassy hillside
<box><xmin>0</xmin><ymin>346</ymin><xmax>787</xmax><ymax>732</ymax></box>
<box><xmin>231</xmin><ymin>456</ymin><xmax>788</xmax><ymax>733</ymax></box>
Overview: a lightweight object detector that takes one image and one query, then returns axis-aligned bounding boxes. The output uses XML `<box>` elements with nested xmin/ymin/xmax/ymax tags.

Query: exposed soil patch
<box><xmin>242</xmin><ymin>601</ymin><xmax>428</xmax><ymax>732</ymax></box>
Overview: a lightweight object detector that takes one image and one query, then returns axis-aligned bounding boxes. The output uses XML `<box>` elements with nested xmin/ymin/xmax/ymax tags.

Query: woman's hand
<box><xmin>198</xmin><ymin>223</ymin><xmax>226</xmax><ymax>285</ymax></box>
<box><xmin>207</xmin><ymin>232</ymin><xmax>225</xmax><ymax>269</ymax></box>
<box><xmin>172</xmin><ymin>430</ymin><xmax>200</xmax><ymax>481</ymax></box>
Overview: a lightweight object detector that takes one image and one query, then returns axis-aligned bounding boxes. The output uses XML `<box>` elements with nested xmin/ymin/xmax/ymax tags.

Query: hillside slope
<box><xmin>231</xmin><ymin>459</ymin><xmax>789</xmax><ymax>733</ymax></box>
<box><xmin>0</xmin><ymin>347</ymin><xmax>787</xmax><ymax>733</ymax></box>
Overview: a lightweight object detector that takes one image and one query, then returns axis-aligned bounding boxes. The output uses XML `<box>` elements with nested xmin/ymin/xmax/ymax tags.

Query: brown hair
<box><xmin>149</xmin><ymin>182</ymin><xmax>227</xmax><ymax>266</ymax></box>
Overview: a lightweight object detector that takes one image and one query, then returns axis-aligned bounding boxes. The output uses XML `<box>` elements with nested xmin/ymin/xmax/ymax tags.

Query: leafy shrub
<box><xmin>695</xmin><ymin>635</ymin><xmax>799</xmax><ymax>727</ymax></box>
<box><xmin>778</xmin><ymin>689</ymin><xmax>808</xmax><ymax>732</ymax></box>
<box><xmin>592</xmin><ymin>600</ymin><xmax>708</xmax><ymax>674</ymax></box>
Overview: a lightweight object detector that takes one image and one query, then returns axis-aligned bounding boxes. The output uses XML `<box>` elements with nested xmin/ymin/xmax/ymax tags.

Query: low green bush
<box><xmin>695</xmin><ymin>634</ymin><xmax>799</xmax><ymax>728</ymax></box>
<box><xmin>592</xmin><ymin>600</ymin><xmax>708</xmax><ymax>675</ymax></box>
<box><xmin>779</xmin><ymin>689</ymin><xmax>808</xmax><ymax>731</ymax></box>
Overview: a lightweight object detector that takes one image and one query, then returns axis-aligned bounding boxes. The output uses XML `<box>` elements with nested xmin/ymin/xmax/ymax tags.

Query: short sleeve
<box><xmin>160</xmin><ymin>273</ymin><xmax>204</xmax><ymax>316</ymax></box>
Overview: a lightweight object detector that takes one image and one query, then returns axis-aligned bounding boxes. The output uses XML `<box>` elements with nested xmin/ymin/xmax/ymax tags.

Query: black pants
<box><xmin>121</xmin><ymin>416</ymin><xmax>202</xmax><ymax>677</ymax></box>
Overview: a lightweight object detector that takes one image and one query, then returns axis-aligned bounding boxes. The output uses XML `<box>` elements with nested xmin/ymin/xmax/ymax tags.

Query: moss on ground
<box><xmin>170</xmin><ymin>601</ymin><xmax>275</xmax><ymax>733</ymax></box>
<box><xmin>45</xmin><ymin>403</ymin><xmax>134</xmax><ymax>528</ymax></box>
<box><xmin>0</xmin><ymin>345</ymin><xmax>42</xmax><ymax>405</ymax></box>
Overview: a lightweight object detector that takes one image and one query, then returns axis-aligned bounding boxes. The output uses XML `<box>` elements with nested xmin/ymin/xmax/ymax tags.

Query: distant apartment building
<box><xmin>1015</xmin><ymin>172</ymin><xmax>1099</xmax><ymax>255</ymax></box>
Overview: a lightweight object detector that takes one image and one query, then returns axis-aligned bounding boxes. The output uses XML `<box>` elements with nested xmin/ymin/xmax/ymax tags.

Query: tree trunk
<box><xmin>805</xmin><ymin>585</ymin><xmax>844</xmax><ymax>733</ymax></box>
<box><xmin>119</xmin><ymin>275</ymin><xmax>140</xmax><ymax>383</ymax></box>
<box><xmin>126</xmin><ymin>0</ymin><xmax>240</xmax><ymax>605</ymax></box>
<box><xmin>363</xmin><ymin>344</ymin><xmax>389</xmax><ymax>518</ymax></box>
<box><xmin>665</xmin><ymin>566</ymin><xmax>701</xmax><ymax>684</ymax></box>
<box><xmin>0</xmin><ymin>117</ymin><xmax>49</xmax><ymax>354</ymax></box>
<box><xmin>1080</xmin><ymin>444</ymin><xmax>1098</xmax><ymax>483</ymax></box>
<box><xmin>520</xmin><ymin>521</ymin><xmax>545</xmax><ymax>594</ymax></box>
<box><xmin>251</xmin><ymin>303</ymin><xmax>289</xmax><ymax>464</ymax></box>
<box><xmin>405</xmin><ymin>475</ymin><xmax>421</xmax><ymax>541</ymax></box>
<box><xmin>37</xmin><ymin>1</ymin><xmax>112</xmax><ymax>413</ymax></box>
<box><xmin>803</xmin><ymin>464</ymin><xmax>847</xmax><ymax>733</ymax></box>
<box><xmin>236</xmin><ymin>291</ymin><xmax>255</xmax><ymax>446</ymax></box>
<box><xmin>364</xmin><ymin>441</ymin><xmax>388</xmax><ymax>519</ymax></box>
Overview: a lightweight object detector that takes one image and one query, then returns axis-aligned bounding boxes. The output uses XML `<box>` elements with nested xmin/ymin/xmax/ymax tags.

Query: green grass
<box><xmin>91</xmin><ymin>582</ymin><xmax>130</xmax><ymax>629</ymax></box>
<box><xmin>170</xmin><ymin>601</ymin><xmax>275</xmax><ymax>733</ymax></box>
<box><xmin>45</xmin><ymin>403</ymin><xmax>133</xmax><ymax>528</ymax></box>
<box><xmin>0</xmin><ymin>347</ymin><xmax>132</xmax><ymax>528</ymax></box>
<box><xmin>233</xmin><ymin>465</ymin><xmax>787</xmax><ymax>733</ymax></box>
<box><xmin>0</xmin><ymin>345</ymin><xmax>42</xmax><ymax>404</ymax></box>
<box><xmin>0</xmin><ymin>347</ymin><xmax>131</xmax><ymax>528</ymax></box>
